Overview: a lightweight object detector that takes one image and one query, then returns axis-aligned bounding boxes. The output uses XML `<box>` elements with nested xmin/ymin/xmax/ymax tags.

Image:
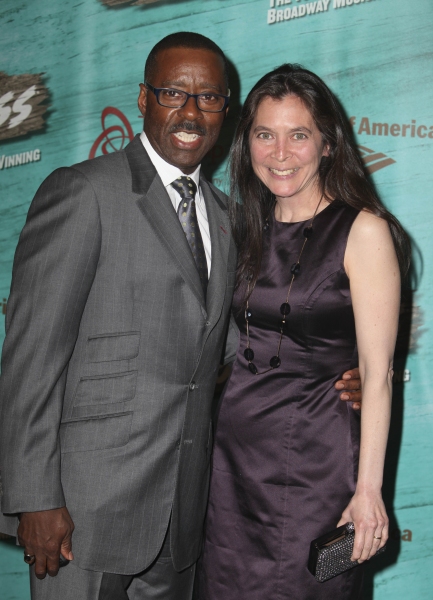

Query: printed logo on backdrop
<box><xmin>350</xmin><ymin>114</ymin><xmax>433</xmax><ymax>173</ymax></box>
<box><xmin>358</xmin><ymin>146</ymin><xmax>395</xmax><ymax>175</ymax></box>
<box><xmin>98</xmin><ymin>0</ymin><xmax>161</xmax><ymax>6</ymax></box>
<box><xmin>0</xmin><ymin>148</ymin><xmax>41</xmax><ymax>171</ymax></box>
<box><xmin>89</xmin><ymin>107</ymin><xmax>134</xmax><ymax>159</ymax></box>
<box><xmin>0</xmin><ymin>73</ymin><xmax>49</xmax><ymax>141</ymax></box>
<box><xmin>267</xmin><ymin>0</ymin><xmax>375</xmax><ymax>25</ymax></box>
<box><xmin>350</xmin><ymin>115</ymin><xmax>433</xmax><ymax>141</ymax></box>
<box><xmin>390</xmin><ymin>529</ymin><xmax>412</xmax><ymax>542</ymax></box>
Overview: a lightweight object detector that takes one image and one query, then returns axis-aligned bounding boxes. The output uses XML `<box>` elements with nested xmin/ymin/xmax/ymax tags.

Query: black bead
<box><xmin>248</xmin><ymin>362</ymin><xmax>258</xmax><ymax>375</ymax></box>
<box><xmin>246</xmin><ymin>310</ymin><xmax>252</xmax><ymax>319</ymax></box>
<box><xmin>263</xmin><ymin>220</ymin><xmax>270</xmax><ymax>231</ymax></box>
<box><xmin>245</xmin><ymin>273</ymin><xmax>252</xmax><ymax>282</ymax></box>
<box><xmin>244</xmin><ymin>348</ymin><xmax>255</xmax><ymax>361</ymax></box>
<box><xmin>291</xmin><ymin>262</ymin><xmax>300</xmax><ymax>275</ymax></box>
<box><xmin>303</xmin><ymin>226</ymin><xmax>313</xmax><ymax>238</ymax></box>
<box><xmin>280</xmin><ymin>302</ymin><xmax>291</xmax><ymax>316</ymax></box>
<box><xmin>270</xmin><ymin>356</ymin><xmax>281</xmax><ymax>368</ymax></box>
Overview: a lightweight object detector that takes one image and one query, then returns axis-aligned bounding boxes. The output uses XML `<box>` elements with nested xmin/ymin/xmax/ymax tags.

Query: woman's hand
<box><xmin>337</xmin><ymin>490</ymin><xmax>388</xmax><ymax>563</ymax></box>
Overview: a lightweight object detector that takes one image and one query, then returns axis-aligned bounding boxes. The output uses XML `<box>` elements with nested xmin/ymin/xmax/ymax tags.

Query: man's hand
<box><xmin>18</xmin><ymin>507</ymin><xmax>74</xmax><ymax>579</ymax></box>
<box><xmin>335</xmin><ymin>367</ymin><xmax>362</xmax><ymax>410</ymax></box>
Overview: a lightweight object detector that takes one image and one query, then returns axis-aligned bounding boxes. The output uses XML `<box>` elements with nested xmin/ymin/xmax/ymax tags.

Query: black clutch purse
<box><xmin>308</xmin><ymin>522</ymin><xmax>386</xmax><ymax>582</ymax></box>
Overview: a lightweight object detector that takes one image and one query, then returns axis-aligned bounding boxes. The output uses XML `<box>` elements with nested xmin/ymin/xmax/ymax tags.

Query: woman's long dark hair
<box><xmin>229</xmin><ymin>64</ymin><xmax>410</xmax><ymax>304</ymax></box>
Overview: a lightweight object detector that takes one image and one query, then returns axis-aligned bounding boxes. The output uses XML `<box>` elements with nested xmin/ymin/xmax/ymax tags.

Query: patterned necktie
<box><xmin>171</xmin><ymin>176</ymin><xmax>208</xmax><ymax>297</ymax></box>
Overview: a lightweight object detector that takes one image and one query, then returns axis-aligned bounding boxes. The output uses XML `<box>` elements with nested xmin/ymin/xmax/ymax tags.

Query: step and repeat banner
<box><xmin>1</xmin><ymin>0</ymin><xmax>432</xmax><ymax>597</ymax></box>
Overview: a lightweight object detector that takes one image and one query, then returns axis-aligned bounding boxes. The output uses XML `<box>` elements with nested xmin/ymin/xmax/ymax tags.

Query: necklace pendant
<box><xmin>248</xmin><ymin>362</ymin><xmax>258</xmax><ymax>375</ymax></box>
<box><xmin>270</xmin><ymin>356</ymin><xmax>281</xmax><ymax>368</ymax></box>
<box><xmin>244</xmin><ymin>348</ymin><xmax>254</xmax><ymax>361</ymax></box>
<box><xmin>280</xmin><ymin>302</ymin><xmax>291</xmax><ymax>316</ymax></box>
<box><xmin>244</xmin><ymin>196</ymin><xmax>321</xmax><ymax>376</ymax></box>
<box><xmin>291</xmin><ymin>262</ymin><xmax>301</xmax><ymax>275</ymax></box>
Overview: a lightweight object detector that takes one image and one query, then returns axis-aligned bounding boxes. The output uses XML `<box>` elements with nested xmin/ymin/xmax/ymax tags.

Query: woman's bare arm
<box><xmin>337</xmin><ymin>210</ymin><xmax>400</xmax><ymax>562</ymax></box>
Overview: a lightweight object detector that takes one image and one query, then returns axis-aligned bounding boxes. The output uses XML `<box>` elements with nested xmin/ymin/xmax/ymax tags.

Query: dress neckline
<box><xmin>272</xmin><ymin>199</ymin><xmax>340</xmax><ymax>226</ymax></box>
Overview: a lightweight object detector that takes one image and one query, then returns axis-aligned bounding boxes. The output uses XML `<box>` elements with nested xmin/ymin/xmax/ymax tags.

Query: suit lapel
<box><xmin>201</xmin><ymin>176</ymin><xmax>231</xmax><ymax>326</ymax></box>
<box><xmin>125</xmin><ymin>136</ymin><xmax>206</xmax><ymax>310</ymax></box>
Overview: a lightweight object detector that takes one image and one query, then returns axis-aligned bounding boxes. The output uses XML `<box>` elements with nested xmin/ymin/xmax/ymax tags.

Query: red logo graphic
<box><xmin>89</xmin><ymin>107</ymin><xmax>134</xmax><ymax>159</ymax></box>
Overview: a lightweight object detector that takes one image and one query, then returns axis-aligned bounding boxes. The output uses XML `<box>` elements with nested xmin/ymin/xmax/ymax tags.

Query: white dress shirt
<box><xmin>140</xmin><ymin>132</ymin><xmax>211</xmax><ymax>275</ymax></box>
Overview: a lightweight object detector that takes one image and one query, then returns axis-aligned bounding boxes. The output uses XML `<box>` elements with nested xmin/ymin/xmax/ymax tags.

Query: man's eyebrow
<box><xmin>160</xmin><ymin>80</ymin><xmax>224</xmax><ymax>93</ymax></box>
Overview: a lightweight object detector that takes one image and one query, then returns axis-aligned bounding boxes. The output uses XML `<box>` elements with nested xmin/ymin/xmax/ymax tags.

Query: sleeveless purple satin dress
<box><xmin>197</xmin><ymin>201</ymin><xmax>363</xmax><ymax>600</ymax></box>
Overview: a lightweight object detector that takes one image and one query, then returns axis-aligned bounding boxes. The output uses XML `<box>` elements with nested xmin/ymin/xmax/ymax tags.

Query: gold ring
<box><xmin>373</xmin><ymin>536</ymin><xmax>382</xmax><ymax>540</ymax></box>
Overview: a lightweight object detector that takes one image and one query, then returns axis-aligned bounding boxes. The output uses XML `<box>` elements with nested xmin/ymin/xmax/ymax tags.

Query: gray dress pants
<box><xmin>30</xmin><ymin>527</ymin><xmax>196</xmax><ymax>600</ymax></box>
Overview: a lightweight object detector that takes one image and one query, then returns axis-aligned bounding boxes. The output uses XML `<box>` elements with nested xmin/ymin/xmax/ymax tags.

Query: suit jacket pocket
<box><xmin>60</xmin><ymin>412</ymin><xmax>133</xmax><ymax>453</ymax></box>
<box><xmin>73</xmin><ymin>370</ymin><xmax>137</xmax><ymax>407</ymax></box>
<box><xmin>86</xmin><ymin>332</ymin><xmax>140</xmax><ymax>363</ymax></box>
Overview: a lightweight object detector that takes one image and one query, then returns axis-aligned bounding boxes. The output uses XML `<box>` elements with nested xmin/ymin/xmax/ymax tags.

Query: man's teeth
<box><xmin>174</xmin><ymin>131</ymin><xmax>200</xmax><ymax>142</ymax></box>
<box><xmin>269</xmin><ymin>167</ymin><xmax>299</xmax><ymax>175</ymax></box>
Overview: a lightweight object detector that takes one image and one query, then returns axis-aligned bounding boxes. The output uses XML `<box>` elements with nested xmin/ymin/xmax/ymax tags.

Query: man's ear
<box><xmin>138</xmin><ymin>83</ymin><xmax>147</xmax><ymax>118</ymax></box>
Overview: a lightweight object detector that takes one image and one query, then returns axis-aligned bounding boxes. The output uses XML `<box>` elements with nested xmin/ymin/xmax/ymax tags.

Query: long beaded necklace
<box><xmin>243</xmin><ymin>196</ymin><xmax>323</xmax><ymax>375</ymax></box>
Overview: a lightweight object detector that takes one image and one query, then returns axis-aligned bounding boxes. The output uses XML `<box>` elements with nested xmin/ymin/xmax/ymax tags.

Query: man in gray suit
<box><xmin>0</xmin><ymin>32</ymin><xmax>361</xmax><ymax>600</ymax></box>
<box><xmin>0</xmin><ymin>32</ymin><xmax>238</xmax><ymax>599</ymax></box>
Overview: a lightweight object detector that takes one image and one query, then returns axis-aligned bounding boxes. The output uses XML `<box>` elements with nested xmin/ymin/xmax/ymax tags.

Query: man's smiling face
<box><xmin>138</xmin><ymin>47</ymin><xmax>228</xmax><ymax>174</ymax></box>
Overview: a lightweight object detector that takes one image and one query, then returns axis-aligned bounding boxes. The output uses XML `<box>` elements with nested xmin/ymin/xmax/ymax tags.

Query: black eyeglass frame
<box><xmin>145</xmin><ymin>82</ymin><xmax>230</xmax><ymax>113</ymax></box>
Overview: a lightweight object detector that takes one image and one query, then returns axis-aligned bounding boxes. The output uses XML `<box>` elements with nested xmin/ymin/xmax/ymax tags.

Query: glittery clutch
<box><xmin>308</xmin><ymin>522</ymin><xmax>386</xmax><ymax>582</ymax></box>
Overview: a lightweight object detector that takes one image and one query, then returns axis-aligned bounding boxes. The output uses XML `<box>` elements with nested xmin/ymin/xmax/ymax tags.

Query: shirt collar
<box><xmin>140</xmin><ymin>131</ymin><xmax>201</xmax><ymax>190</ymax></box>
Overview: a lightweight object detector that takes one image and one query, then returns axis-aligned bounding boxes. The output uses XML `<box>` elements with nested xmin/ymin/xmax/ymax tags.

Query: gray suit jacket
<box><xmin>0</xmin><ymin>135</ymin><xmax>237</xmax><ymax>574</ymax></box>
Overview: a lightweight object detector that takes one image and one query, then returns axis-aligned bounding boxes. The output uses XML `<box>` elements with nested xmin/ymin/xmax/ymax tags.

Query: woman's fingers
<box><xmin>353</xmin><ymin>517</ymin><xmax>388</xmax><ymax>561</ymax></box>
<box><xmin>380</xmin><ymin>521</ymin><xmax>389</xmax><ymax>549</ymax></box>
<box><xmin>370</xmin><ymin>519</ymin><xmax>388</xmax><ymax>555</ymax></box>
<box><xmin>352</xmin><ymin>525</ymin><xmax>377</xmax><ymax>562</ymax></box>
<box><xmin>351</xmin><ymin>527</ymin><xmax>366</xmax><ymax>562</ymax></box>
<box><xmin>341</xmin><ymin>495</ymin><xmax>388</xmax><ymax>562</ymax></box>
<box><xmin>360</xmin><ymin>528</ymin><xmax>376</xmax><ymax>562</ymax></box>
<box><xmin>371</xmin><ymin>532</ymin><xmax>383</xmax><ymax>554</ymax></box>
<box><xmin>336</xmin><ymin>516</ymin><xmax>346</xmax><ymax>528</ymax></box>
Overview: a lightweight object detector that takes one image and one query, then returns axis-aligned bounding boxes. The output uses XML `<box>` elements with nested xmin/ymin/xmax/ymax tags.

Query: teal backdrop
<box><xmin>0</xmin><ymin>0</ymin><xmax>432</xmax><ymax>598</ymax></box>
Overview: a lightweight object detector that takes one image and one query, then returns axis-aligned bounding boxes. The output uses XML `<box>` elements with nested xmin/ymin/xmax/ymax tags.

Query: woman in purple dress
<box><xmin>197</xmin><ymin>65</ymin><xmax>410</xmax><ymax>599</ymax></box>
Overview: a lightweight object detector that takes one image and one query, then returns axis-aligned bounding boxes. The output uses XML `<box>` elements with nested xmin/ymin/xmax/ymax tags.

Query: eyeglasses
<box><xmin>145</xmin><ymin>82</ymin><xmax>230</xmax><ymax>113</ymax></box>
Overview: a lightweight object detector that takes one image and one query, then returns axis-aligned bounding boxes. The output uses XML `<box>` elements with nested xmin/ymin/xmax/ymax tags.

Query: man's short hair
<box><xmin>144</xmin><ymin>32</ymin><xmax>229</xmax><ymax>89</ymax></box>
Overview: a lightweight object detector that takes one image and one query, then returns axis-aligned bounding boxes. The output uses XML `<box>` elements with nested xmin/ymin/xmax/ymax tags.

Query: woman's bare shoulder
<box><xmin>345</xmin><ymin>210</ymin><xmax>398</xmax><ymax>277</ymax></box>
<box><xmin>350</xmin><ymin>209</ymin><xmax>392</xmax><ymax>242</ymax></box>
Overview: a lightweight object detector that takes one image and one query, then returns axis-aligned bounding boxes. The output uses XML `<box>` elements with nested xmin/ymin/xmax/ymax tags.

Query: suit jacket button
<box><xmin>205</xmin><ymin>321</ymin><xmax>211</xmax><ymax>326</ymax></box>
<box><xmin>189</xmin><ymin>381</ymin><xmax>197</xmax><ymax>390</ymax></box>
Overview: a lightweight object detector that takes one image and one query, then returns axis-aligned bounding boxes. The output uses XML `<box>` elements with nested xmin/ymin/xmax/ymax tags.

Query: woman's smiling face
<box><xmin>249</xmin><ymin>94</ymin><xmax>329</xmax><ymax>203</ymax></box>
